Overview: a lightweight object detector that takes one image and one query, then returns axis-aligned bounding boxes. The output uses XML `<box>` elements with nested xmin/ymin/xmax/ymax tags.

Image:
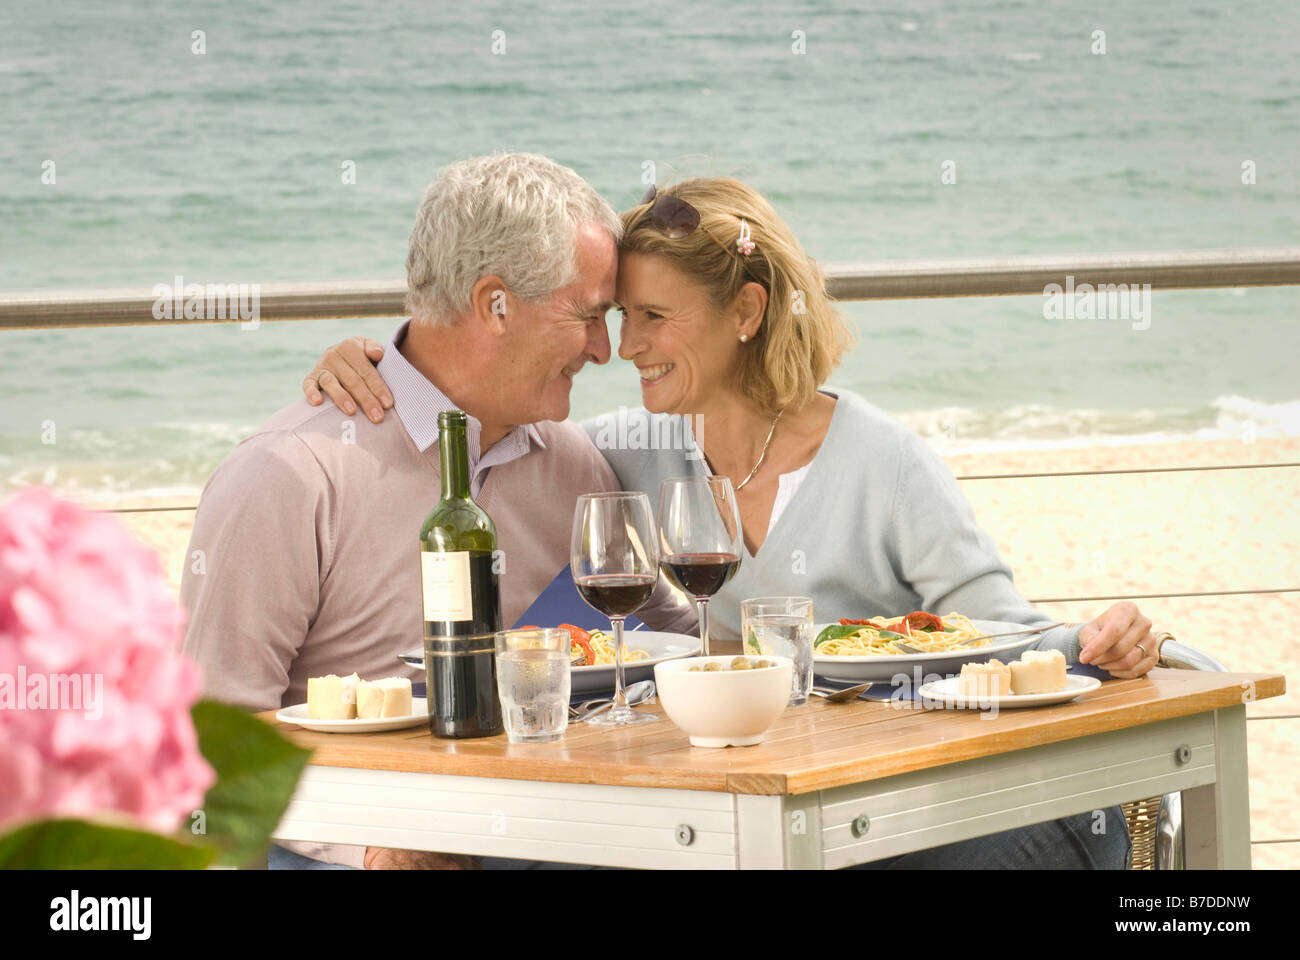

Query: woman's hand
<box><xmin>303</xmin><ymin>336</ymin><xmax>392</xmax><ymax>423</ymax></box>
<box><xmin>1077</xmin><ymin>601</ymin><xmax>1158</xmax><ymax>678</ymax></box>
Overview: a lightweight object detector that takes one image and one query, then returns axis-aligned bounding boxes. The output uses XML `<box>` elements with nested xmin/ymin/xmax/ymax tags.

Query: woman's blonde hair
<box><xmin>619</xmin><ymin>178</ymin><xmax>854</xmax><ymax>412</ymax></box>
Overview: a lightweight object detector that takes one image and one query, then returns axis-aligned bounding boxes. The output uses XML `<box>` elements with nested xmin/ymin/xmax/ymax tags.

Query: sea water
<box><xmin>2</xmin><ymin>1</ymin><xmax>1297</xmax><ymax>499</ymax></box>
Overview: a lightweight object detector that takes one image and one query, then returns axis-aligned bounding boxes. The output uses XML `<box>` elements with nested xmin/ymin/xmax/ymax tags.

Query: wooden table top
<box><xmin>259</xmin><ymin>667</ymin><xmax>1285</xmax><ymax>796</ymax></box>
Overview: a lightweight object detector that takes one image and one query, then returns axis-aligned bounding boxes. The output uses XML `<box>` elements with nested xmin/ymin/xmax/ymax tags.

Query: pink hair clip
<box><xmin>736</xmin><ymin>219</ymin><xmax>755</xmax><ymax>256</ymax></box>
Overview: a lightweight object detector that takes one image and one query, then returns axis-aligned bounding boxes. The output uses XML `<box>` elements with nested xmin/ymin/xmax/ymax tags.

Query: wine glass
<box><xmin>657</xmin><ymin>476</ymin><xmax>743</xmax><ymax>657</ymax></box>
<box><xmin>571</xmin><ymin>492</ymin><xmax>661</xmax><ymax>726</ymax></box>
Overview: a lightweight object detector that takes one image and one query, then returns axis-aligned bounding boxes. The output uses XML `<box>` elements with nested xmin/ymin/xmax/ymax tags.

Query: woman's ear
<box><xmin>469</xmin><ymin>274</ymin><xmax>512</xmax><ymax>332</ymax></box>
<box><xmin>735</xmin><ymin>280</ymin><xmax>768</xmax><ymax>340</ymax></box>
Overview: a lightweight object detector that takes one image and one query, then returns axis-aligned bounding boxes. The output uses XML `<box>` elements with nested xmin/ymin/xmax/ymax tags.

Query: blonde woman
<box><xmin>304</xmin><ymin>176</ymin><xmax>1166</xmax><ymax>868</ymax></box>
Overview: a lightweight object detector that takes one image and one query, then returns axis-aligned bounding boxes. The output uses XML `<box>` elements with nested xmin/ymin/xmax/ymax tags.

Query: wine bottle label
<box><xmin>421</xmin><ymin>550</ymin><xmax>473</xmax><ymax>622</ymax></box>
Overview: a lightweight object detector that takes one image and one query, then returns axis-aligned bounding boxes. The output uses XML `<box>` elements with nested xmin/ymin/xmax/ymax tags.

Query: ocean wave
<box><xmin>897</xmin><ymin>395</ymin><xmax>1300</xmax><ymax>453</ymax></box>
<box><xmin>3</xmin><ymin>398</ymin><xmax>1297</xmax><ymax>500</ymax></box>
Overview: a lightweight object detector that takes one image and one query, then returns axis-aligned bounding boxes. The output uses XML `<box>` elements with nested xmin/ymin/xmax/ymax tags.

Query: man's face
<box><xmin>495</xmin><ymin>220</ymin><xmax>617</xmax><ymax>424</ymax></box>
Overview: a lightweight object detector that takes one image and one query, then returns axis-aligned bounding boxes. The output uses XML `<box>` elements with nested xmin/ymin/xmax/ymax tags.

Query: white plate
<box><xmin>398</xmin><ymin>631</ymin><xmax>700</xmax><ymax>696</ymax></box>
<box><xmin>812</xmin><ymin>620</ymin><xmax>1046</xmax><ymax>684</ymax></box>
<box><xmin>275</xmin><ymin>698</ymin><xmax>429</xmax><ymax>733</ymax></box>
<box><xmin>916</xmin><ymin>674</ymin><xmax>1101</xmax><ymax>709</ymax></box>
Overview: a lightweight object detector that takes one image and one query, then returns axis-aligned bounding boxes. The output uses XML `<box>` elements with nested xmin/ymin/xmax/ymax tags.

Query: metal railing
<box><xmin>3</xmin><ymin>246</ymin><xmax>1299</xmax><ymax>329</ymax></box>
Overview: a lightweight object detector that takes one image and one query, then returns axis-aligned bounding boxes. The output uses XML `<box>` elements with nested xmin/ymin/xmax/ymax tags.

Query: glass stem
<box><xmin>696</xmin><ymin>598</ymin><xmax>710</xmax><ymax>657</ymax></box>
<box><xmin>611</xmin><ymin>616</ymin><xmax>628</xmax><ymax>708</ymax></box>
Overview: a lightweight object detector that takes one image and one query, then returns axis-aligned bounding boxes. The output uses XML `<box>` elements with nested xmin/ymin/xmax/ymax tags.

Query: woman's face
<box><xmin>615</xmin><ymin>252</ymin><xmax>742</xmax><ymax>415</ymax></box>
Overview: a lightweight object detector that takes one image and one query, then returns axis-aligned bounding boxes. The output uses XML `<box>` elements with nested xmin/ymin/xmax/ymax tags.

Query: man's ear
<box><xmin>735</xmin><ymin>280</ymin><xmax>767</xmax><ymax>340</ymax></box>
<box><xmin>469</xmin><ymin>275</ymin><xmax>512</xmax><ymax>332</ymax></box>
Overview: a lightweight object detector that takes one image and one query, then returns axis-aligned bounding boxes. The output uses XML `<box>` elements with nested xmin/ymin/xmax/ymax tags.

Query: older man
<box><xmin>180</xmin><ymin>153</ymin><xmax>693</xmax><ymax>870</ymax></box>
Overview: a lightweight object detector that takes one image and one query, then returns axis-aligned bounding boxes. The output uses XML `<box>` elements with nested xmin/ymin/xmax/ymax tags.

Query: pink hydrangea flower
<box><xmin>0</xmin><ymin>487</ymin><xmax>215</xmax><ymax>835</ymax></box>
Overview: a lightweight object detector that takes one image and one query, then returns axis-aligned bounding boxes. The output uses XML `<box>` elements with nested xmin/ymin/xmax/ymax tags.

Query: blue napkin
<box><xmin>511</xmin><ymin>563</ymin><xmax>643</xmax><ymax>632</ymax></box>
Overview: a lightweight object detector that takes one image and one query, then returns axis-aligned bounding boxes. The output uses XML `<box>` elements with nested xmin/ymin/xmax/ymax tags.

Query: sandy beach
<box><xmin>103</xmin><ymin>435</ymin><xmax>1298</xmax><ymax>868</ymax></box>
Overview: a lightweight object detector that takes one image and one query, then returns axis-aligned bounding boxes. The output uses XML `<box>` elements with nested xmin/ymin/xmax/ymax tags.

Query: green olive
<box><xmin>730</xmin><ymin>657</ymin><xmax>752</xmax><ymax>670</ymax></box>
<box><xmin>703</xmin><ymin>661</ymin><xmax>722</xmax><ymax>672</ymax></box>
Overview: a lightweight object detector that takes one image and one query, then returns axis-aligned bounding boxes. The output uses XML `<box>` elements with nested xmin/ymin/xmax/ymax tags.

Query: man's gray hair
<box><xmin>406</xmin><ymin>153</ymin><xmax>622</xmax><ymax>326</ymax></box>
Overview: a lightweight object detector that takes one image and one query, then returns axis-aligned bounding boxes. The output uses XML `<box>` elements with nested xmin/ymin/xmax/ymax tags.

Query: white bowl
<box><xmin>654</xmin><ymin>655</ymin><xmax>793</xmax><ymax>748</ymax></box>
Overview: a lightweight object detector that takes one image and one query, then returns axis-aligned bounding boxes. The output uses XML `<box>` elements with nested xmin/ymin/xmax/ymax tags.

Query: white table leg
<box><xmin>1182</xmin><ymin>704</ymin><xmax>1252</xmax><ymax>869</ymax></box>
<box><xmin>734</xmin><ymin>793</ymin><xmax>823</xmax><ymax>869</ymax></box>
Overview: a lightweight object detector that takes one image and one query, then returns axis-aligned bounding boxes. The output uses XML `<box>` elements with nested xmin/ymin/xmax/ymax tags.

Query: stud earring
<box><xmin>739</xmin><ymin>334</ymin><xmax>749</xmax><ymax>343</ymax></box>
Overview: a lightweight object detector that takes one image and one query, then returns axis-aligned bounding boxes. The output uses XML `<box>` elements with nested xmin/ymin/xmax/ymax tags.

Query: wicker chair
<box><xmin>1121</xmin><ymin>640</ymin><xmax>1227</xmax><ymax>869</ymax></box>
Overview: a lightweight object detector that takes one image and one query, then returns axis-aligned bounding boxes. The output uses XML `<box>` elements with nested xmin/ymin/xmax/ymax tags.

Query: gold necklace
<box><xmin>734</xmin><ymin>406</ymin><xmax>787</xmax><ymax>492</ymax></box>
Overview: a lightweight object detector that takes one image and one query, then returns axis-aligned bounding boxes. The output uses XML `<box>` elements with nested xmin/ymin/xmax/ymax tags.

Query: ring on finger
<box><xmin>1136</xmin><ymin>641</ymin><xmax>1148</xmax><ymax>658</ymax></box>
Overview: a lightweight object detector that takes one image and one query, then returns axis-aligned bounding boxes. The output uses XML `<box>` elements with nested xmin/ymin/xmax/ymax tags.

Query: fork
<box><xmin>892</xmin><ymin>622</ymin><xmax>1064</xmax><ymax>654</ymax></box>
<box><xmin>810</xmin><ymin>682</ymin><xmax>873</xmax><ymax>702</ymax></box>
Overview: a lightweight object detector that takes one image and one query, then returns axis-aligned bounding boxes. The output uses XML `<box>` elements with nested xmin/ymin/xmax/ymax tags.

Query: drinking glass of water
<box><xmin>494</xmin><ymin>628</ymin><xmax>572</xmax><ymax>743</ymax></box>
<box><xmin>741</xmin><ymin>597</ymin><xmax>814</xmax><ymax>706</ymax></box>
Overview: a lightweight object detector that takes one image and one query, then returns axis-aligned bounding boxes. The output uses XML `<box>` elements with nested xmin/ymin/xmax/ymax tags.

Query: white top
<box><xmin>769</xmin><ymin>463</ymin><xmax>813</xmax><ymax>533</ymax></box>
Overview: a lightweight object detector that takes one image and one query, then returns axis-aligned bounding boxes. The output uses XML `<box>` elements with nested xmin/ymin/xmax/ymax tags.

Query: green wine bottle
<box><xmin>419</xmin><ymin>410</ymin><xmax>504</xmax><ymax>738</ymax></box>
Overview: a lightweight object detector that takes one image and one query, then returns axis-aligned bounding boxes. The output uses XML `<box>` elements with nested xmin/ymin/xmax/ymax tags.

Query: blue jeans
<box><xmin>269</xmin><ymin>807</ymin><xmax>1130</xmax><ymax>870</ymax></box>
<box><xmin>267</xmin><ymin>845</ymin><xmax>361</xmax><ymax>870</ymax></box>
<box><xmin>846</xmin><ymin>806</ymin><xmax>1132</xmax><ymax>869</ymax></box>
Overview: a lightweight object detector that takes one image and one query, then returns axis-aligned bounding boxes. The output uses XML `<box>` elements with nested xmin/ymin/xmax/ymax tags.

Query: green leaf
<box><xmin>188</xmin><ymin>699</ymin><xmax>312</xmax><ymax>866</ymax></box>
<box><xmin>878</xmin><ymin>630</ymin><xmax>905</xmax><ymax>640</ymax></box>
<box><xmin>0</xmin><ymin>818</ymin><xmax>214</xmax><ymax>869</ymax></box>
<box><xmin>814</xmin><ymin>624</ymin><xmax>862</xmax><ymax>648</ymax></box>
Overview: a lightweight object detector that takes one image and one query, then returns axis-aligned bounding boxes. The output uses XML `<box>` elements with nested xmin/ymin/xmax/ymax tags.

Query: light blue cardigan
<box><xmin>583</xmin><ymin>387</ymin><xmax>1084</xmax><ymax>658</ymax></box>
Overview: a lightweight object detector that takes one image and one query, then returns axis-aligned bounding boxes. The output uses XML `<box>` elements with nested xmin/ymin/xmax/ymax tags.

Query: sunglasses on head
<box><xmin>640</xmin><ymin>183</ymin><xmax>701</xmax><ymax>239</ymax></box>
<box><xmin>638</xmin><ymin>184</ymin><xmax>766</xmax><ymax>283</ymax></box>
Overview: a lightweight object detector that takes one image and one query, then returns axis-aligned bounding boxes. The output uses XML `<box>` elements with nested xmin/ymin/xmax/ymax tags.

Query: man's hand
<box><xmin>1077</xmin><ymin>600</ymin><xmax>1157</xmax><ymax>678</ymax></box>
<box><xmin>364</xmin><ymin>846</ymin><xmax>481</xmax><ymax>870</ymax></box>
<box><xmin>303</xmin><ymin>336</ymin><xmax>391</xmax><ymax>423</ymax></box>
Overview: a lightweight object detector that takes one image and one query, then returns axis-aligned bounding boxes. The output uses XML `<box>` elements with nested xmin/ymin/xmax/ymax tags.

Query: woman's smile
<box><xmin>637</xmin><ymin>362</ymin><xmax>675</xmax><ymax>385</ymax></box>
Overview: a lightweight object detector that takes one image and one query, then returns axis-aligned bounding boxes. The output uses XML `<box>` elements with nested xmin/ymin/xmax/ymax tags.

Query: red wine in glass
<box><xmin>575</xmin><ymin>574</ymin><xmax>657</xmax><ymax>618</ymax></box>
<box><xmin>661</xmin><ymin>552</ymin><xmax>740</xmax><ymax>598</ymax></box>
<box><xmin>657</xmin><ymin>477</ymin><xmax>744</xmax><ymax>657</ymax></box>
<box><xmin>571</xmin><ymin>492</ymin><xmax>661</xmax><ymax>727</ymax></box>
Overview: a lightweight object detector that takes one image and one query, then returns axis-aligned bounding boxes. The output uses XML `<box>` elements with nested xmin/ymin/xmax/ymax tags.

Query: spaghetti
<box><xmin>554</xmin><ymin>623</ymin><xmax>649</xmax><ymax>666</ymax></box>
<box><xmin>816</xmin><ymin>612</ymin><xmax>989</xmax><ymax>657</ymax></box>
<box><xmin>586</xmin><ymin>629</ymin><xmax>650</xmax><ymax>665</ymax></box>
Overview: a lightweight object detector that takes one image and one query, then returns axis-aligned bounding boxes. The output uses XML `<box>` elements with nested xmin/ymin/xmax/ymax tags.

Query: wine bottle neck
<box><xmin>439</xmin><ymin>421</ymin><xmax>472</xmax><ymax>501</ymax></box>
